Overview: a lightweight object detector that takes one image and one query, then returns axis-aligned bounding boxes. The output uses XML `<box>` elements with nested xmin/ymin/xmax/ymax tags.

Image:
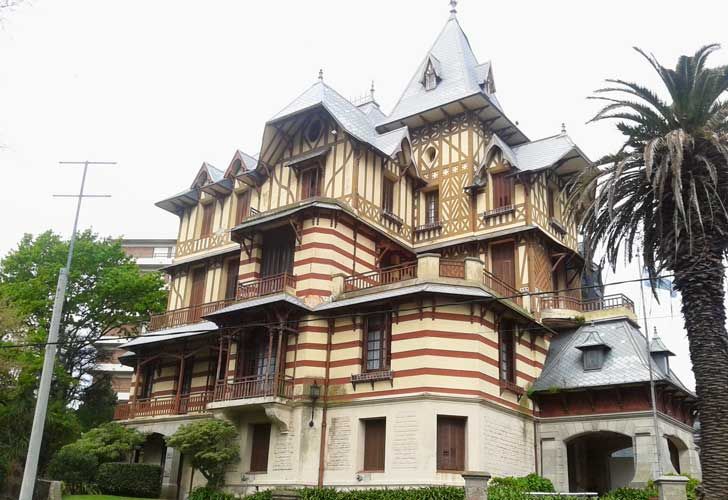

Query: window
<box><xmin>260</xmin><ymin>227</ymin><xmax>295</xmax><ymax>277</ymax></box>
<box><xmin>140</xmin><ymin>363</ymin><xmax>155</xmax><ymax>399</ymax></box>
<box><xmin>499</xmin><ymin>319</ymin><xmax>516</xmax><ymax>383</ymax></box>
<box><xmin>492</xmin><ymin>173</ymin><xmax>513</xmax><ymax>209</ymax></box>
<box><xmin>224</xmin><ymin>259</ymin><xmax>239</xmax><ymax>300</ymax></box>
<box><xmin>425</xmin><ymin>190</ymin><xmax>439</xmax><ymax>225</ymax></box>
<box><xmin>200</xmin><ymin>203</ymin><xmax>214</xmax><ymax>237</ymax></box>
<box><xmin>180</xmin><ymin>356</ymin><xmax>194</xmax><ymax>395</ymax></box>
<box><xmin>153</xmin><ymin>247</ymin><xmax>172</xmax><ymax>258</ymax></box>
<box><xmin>424</xmin><ymin>63</ymin><xmax>437</xmax><ymax>91</ymax></box>
<box><xmin>437</xmin><ymin>416</ymin><xmax>465</xmax><ymax>471</ymax></box>
<box><xmin>190</xmin><ymin>267</ymin><xmax>207</xmax><ymax>307</ymax></box>
<box><xmin>425</xmin><ymin>146</ymin><xmax>438</xmax><ymax>166</ymax></box>
<box><xmin>491</xmin><ymin>242</ymin><xmax>516</xmax><ymax>288</ymax></box>
<box><xmin>301</xmin><ymin>166</ymin><xmax>322</xmax><ymax>199</ymax></box>
<box><xmin>363</xmin><ymin>418</ymin><xmax>386</xmax><ymax>471</ymax></box>
<box><xmin>382</xmin><ymin>177</ymin><xmax>395</xmax><ymax>213</ymax></box>
<box><xmin>583</xmin><ymin>348</ymin><xmax>604</xmax><ymax>371</ymax></box>
<box><xmin>364</xmin><ymin>313</ymin><xmax>391</xmax><ymax>372</ymax></box>
<box><xmin>546</xmin><ymin>187</ymin><xmax>556</xmax><ymax>218</ymax></box>
<box><xmin>249</xmin><ymin>423</ymin><xmax>271</xmax><ymax>473</ymax></box>
<box><xmin>236</xmin><ymin>191</ymin><xmax>251</xmax><ymax>224</ymax></box>
<box><xmin>306</xmin><ymin>119</ymin><xmax>323</xmax><ymax>143</ymax></box>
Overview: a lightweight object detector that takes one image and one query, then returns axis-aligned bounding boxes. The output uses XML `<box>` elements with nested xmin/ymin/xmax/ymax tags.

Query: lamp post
<box><xmin>309</xmin><ymin>380</ymin><xmax>320</xmax><ymax>427</ymax></box>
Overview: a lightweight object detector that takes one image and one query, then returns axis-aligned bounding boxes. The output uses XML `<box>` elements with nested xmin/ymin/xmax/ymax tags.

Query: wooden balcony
<box><xmin>176</xmin><ymin>231</ymin><xmax>232</xmax><ymax>258</ymax></box>
<box><xmin>113</xmin><ymin>391</ymin><xmax>212</xmax><ymax>420</ymax></box>
<box><xmin>236</xmin><ymin>272</ymin><xmax>296</xmax><ymax>300</ymax></box>
<box><xmin>482</xmin><ymin>269</ymin><xmax>524</xmax><ymax>308</ymax></box>
<box><xmin>147</xmin><ymin>299</ymin><xmax>236</xmax><ymax>332</ymax></box>
<box><xmin>213</xmin><ymin>374</ymin><xmax>294</xmax><ymax>402</ymax></box>
<box><xmin>343</xmin><ymin>262</ymin><xmax>417</xmax><ymax>292</ymax></box>
<box><xmin>538</xmin><ymin>293</ymin><xmax>636</xmax><ymax>326</ymax></box>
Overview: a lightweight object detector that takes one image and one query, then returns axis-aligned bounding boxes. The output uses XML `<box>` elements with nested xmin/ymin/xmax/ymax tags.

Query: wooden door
<box><xmin>437</xmin><ymin>416</ymin><xmax>465</xmax><ymax>471</ymax></box>
<box><xmin>491</xmin><ymin>242</ymin><xmax>516</xmax><ymax>288</ymax></box>
<box><xmin>200</xmin><ymin>203</ymin><xmax>214</xmax><ymax>237</ymax></box>
<box><xmin>224</xmin><ymin>259</ymin><xmax>239</xmax><ymax>300</ymax></box>
<box><xmin>249</xmin><ymin>423</ymin><xmax>271</xmax><ymax>472</ymax></box>
<box><xmin>190</xmin><ymin>268</ymin><xmax>206</xmax><ymax>306</ymax></box>
<box><xmin>363</xmin><ymin>419</ymin><xmax>386</xmax><ymax>471</ymax></box>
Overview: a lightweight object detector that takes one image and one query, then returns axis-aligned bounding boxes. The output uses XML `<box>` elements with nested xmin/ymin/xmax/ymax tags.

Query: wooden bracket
<box><xmin>240</xmin><ymin>234</ymin><xmax>254</xmax><ymax>260</ymax></box>
<box><xmin>289</xmin><ymin>217</ymin><xmax>303</xmax><ymax>247</ymax></box>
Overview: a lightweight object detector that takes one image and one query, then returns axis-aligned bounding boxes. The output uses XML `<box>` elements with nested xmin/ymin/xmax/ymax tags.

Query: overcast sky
<box><xmin>3</xmin><ymin>0</ymin><xmax>728</xmax><ymax>388</ymax></box>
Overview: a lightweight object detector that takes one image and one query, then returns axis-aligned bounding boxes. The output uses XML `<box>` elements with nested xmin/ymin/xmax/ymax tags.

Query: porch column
<box><xmin>266</xmin><ymin>326</ymin><xmax>274</xmax><ymax>395</ymax></box>
<box><xmin>160</xmin><ymin>446</ymin><xmax>181</xmax><ymax>499</ymax></box>
<box><xmin>174</xmin><ymin>355</ymin><xmax>185</xmax><ymax>414</ymax></box>
<box><xmin>632</xmin><ymin>431</ymin><xmax>659</xmax><ymax>487</ymax></box>
<box><xmin>274</xmin><ymin>324</ymin><xmax>284</xmax><ymax>395</ymax></box>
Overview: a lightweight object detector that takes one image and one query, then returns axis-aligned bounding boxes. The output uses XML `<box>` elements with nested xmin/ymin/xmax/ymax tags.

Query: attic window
<box><xmin>306</xmin><ymin>119</ymin><xmax>323</xmax><ymax>143</ymax></box>
<box><xmin>425</xmin><ymin>146</ymin><xmax>438</xmax><ymax>166</ymax></box>
<box><xmin>583</xmin><ymin>348</ymin><xmax>605</xmax><ymax>371</ymax></box>
<box><xmin>424</xmin><ymin>64</ymin><xmax>437</xmax><ymax>91</ymax></box>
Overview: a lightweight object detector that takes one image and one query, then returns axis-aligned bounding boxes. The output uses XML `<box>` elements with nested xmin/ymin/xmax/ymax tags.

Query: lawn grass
<box><xmin>63</xmin><ymin>495</ymin><xmax>158</xmax><ymax>500</ymax></box>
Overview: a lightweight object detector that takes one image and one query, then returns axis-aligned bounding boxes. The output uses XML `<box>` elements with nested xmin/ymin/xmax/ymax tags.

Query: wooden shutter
<box><xmin>363</xmin><ymin>419</ymin><xmax>386</xmax><ymax>471</ymax></box>
<box><xmin>301</xmin><ymin>166</ymin><xmax>321</xmax><ymax>199</ymax></box>
<box><xmin>546</xmin><ymin>188</ymin><xmax>555</xmax><ymax>218</ymax></box>
<box><xmin>499</xmin><ymin>320</ymin><xmax>516</xmax><ymax>383</ymax></box>
<box><xmin>437</xmin><ymin>416</ymin><xmax>465</xmax><ymax>471</ymax></box>
<box><xmin>492</xmin><ymin>174</ymin><xmax>513</xmax><ymax>208</ymax></box>
<box><xmin>141</xmin><ymin>363</ymin><xmax>155</xmax><ymax>399</ymax></box>
<box><xmin>382</xmin><ymin>178</ymin><xmax>394</xmax><ymax>213</ymax></box>
<box><xmin>236</xmin><ymin>191</ymin><xmax>251</xmax><ymax>224</ymax></box>
<box><xmin>200</xmin><ymin>203</ymin><xmax>214</xmax><ymax>237</ymax></box>
<box><xmin>181</xmin><ymin>356</ymin><xmax>194</xmax><ymax>395</ymax></box>
<box><xmin>261</xmin><ymin>227</ymin><xmax>295</xmax><ymax>277</ymax></box>
<box><xmin>491</xmin><ymin>242</ymin><xmax>516</xmax><ymax>288</ymax></box>
<box><xmin>190</xmin><ymin>267</ymin><xmax>207</xmax><ymax>306</ymax></box>
<box><xmin>249</xmin><ymin>423</ymin><xmax>271</xmax><ymax>472</ymax></box>
<box><xmin>225</xmin><ymin>259</ymin><xmax>240</xmax><ymax>300</ymax></box>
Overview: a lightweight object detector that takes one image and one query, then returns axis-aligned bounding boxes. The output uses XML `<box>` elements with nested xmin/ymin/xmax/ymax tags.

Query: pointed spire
<box><xmin>318</xmin><ymin>68</ymin><xmax>324</xmax><ymax>81</ymax></box>
<box><xmin>561</xmin><ymin>122</ymin><xmax>566</xmax><ymax>134</ymax></box>
<box><xmin>370</xmin><ymin>80</ymin><xmax>375</xmax><ymax>101</ymax></box>
<box><xmin>449</xmin><ymin>0</ymin><xmax>457</xmax><ymax>17</ymax></box>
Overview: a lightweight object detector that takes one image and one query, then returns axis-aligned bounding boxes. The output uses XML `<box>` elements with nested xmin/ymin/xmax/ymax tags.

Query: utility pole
<box><xmin>19</xmin><ymin>160</ymin><xmax>115</xmax><ymax>500</ymax></box>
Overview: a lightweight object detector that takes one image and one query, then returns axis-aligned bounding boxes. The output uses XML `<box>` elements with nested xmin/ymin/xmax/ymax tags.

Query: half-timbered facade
<box><xmin>117</xmin><ymin>5</ymin><xmax>699</xmax><ymax>497</ymax></box>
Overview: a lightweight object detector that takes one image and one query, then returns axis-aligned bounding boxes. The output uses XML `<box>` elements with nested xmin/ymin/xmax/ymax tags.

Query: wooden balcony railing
<box><xmin>343</xmin><ymin>262</ymin><xmax>417</xmax><ymax>292</ymax></box>
<box><xmin>147</xmin><ymin>299</ymin><xmax>236</xmax><ymax>332</ymax></box>
<box><xmin>113</xmin><ymin>391</ymin><xmax>212</xmax><ymax>420</ymax></box>
<box><xmin>538</xmin><ymin>293</ymin><xmax>635</xmax><ymax>314</ymax></box>
<box><xmin>237</xmin><ymin>272</ymin><xmax>296</xmax><ymax>300</ymax></box>
<box><xmin>483</xmin><ymin>269</ymin><xmax>523</xmax><ymax>307</ymax></box>
<box><xmin>213</xmin><ymin>374</ymin><xmax>294</xmax><ymax>401</ymax></box>
<box><xmin>439</xmin><ymin>259</ymin><xmax>465</xmax><ymax>279</ymax></box>
<box><xmin>176</xmin><ymin>232</ymin><xmax>232</xmax><ymax>258</ymax></box>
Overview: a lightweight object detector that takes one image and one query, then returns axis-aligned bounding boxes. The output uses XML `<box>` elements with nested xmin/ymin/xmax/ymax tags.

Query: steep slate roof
<box><xmin>532</xmin><ymin>318</ymin><xmax>692</xmax><ymax>394</ymax></box>
<box><xmin>358</xmin><ymin>101</ymin><xmax>388</xmax><ymax>125</ymax></box>
<box><xmin>236</xmin><ymin>150</ymin><xmax>258</xmax><ymax>171</ymax></box>
<box><xmin>383</xmin><ymin>16</ymin><xmax>490</xmax><ymax>126</ymax></box>
<box><xmin>510</xmin><ymin>133</ymin><xmax>591</xmax><ymax>172</ymax></box>
<box><xmin>268</xmin><ymin>80</ymin><xmax>411</xmax><ymax>159</ymax></box>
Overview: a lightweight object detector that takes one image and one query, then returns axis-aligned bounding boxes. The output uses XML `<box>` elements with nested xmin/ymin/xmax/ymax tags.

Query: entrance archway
<box><xmin>567</xmin><ymin>431</ymin><xmax>634</xmax><ymax>494</ymax></box>
<box><xmin>666</xmin><ymin>435</ymin><xmax>689</xmax><ymax>474</ymax></box>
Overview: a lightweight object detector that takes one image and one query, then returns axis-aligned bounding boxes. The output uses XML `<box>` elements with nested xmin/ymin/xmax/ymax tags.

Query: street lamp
<box><xmin>309</xmin><ymin>380</ymin><xmax>320</xmax><ymax>427</ymax></box>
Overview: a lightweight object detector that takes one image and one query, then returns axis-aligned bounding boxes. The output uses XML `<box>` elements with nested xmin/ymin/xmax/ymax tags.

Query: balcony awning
<box><xmin>203</xmin><ymin>293</ymin><xmax>311</xmax><ymax>321</ymax></box>
<box><xmin>120</xmin><ymin>321</ymin><xmax>219</xmax><ymax>350</ymax></box>
<box><xmin>200</xmin><ymin>178</ymin><xmax>234</xmax><ymax>197</ymax></box>
<box><xmin>155</xmin><ymin>188</ymin><xmax>199</xmax><ymax>215</ymax></box>
<box><xmin>282</xmin><ymin>146</ymin><xmax>330</xmax><ymax>170</ymax></box>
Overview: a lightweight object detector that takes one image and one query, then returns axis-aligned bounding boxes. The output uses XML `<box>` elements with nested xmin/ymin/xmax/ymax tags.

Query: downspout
<box><xmin>317</xmin><ymin>318</ymin><xmax>334</xmax><ymax>487</ymax></box>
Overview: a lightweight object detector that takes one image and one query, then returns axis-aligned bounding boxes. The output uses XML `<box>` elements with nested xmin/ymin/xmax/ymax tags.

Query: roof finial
<box><xmin>318</xmin><ymin>68</ymin><xmax>324</xmax><ymax>81</ymax></box>
<box><xmin>449</xmin><ymin>0</ymin><xmax>457</xmax><ymax>17</ymax></box>
<box><xmin>370</xmin><ymin>80</ymin><xmax>375</xmax><ymax>100</ymax></box>
<box><xmin>561</xmin><ymin>122</ymin><xmax>566</xmax><ymax>134</ymax></box>
<box><xmin>653</xmin><ymin>326</ymin><xmax>659</xmax><ymax>338</ymax></box>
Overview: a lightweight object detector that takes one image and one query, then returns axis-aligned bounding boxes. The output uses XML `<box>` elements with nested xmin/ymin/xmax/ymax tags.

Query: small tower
<box><xmin>649</xmin><ymin>327</ymin><xmax>675</xmax><ymax>374</ymax></box>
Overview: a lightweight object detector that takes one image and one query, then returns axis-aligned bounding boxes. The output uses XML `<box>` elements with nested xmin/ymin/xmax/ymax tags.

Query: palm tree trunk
<box><xmin>674</xmin><ymin>244</ymin><xmax>728</xmax><ymax>499</ymax></box>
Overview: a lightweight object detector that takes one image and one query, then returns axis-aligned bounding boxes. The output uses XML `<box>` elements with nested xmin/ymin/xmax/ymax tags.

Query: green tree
<box><xmin>76</xmin><ymin>377</ymin><xmax>118</xmax><ymax>431</ymax></box>
<box><xmin>166</xmin><ymin>420</ymin><xmax>239</xmax><ymax>488</ymax></box>
<box><xmin>62</xmin><ymin>422</ymin><xmax>145</xmax><ymax>464</ymax></box>
<box><xmin>570</xmin><ymin>45</ymin><xmax>728</xmax><ymax>497</ymax></box>
<box><xmin>0</xmin><ymin>230</ymin><xmax>167</xmax><ymax>400</ymax></box>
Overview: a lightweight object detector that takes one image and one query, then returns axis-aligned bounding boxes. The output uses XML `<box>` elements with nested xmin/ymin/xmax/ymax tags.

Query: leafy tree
<box><xmin>63</xmin><ymin>422</ymin><xmax>145</xmax><ymax>464</ymax></box>
<box><xmin>0</xmin><ymin>230</ymin><xmax>167</xmax><ymax>400</ymax></box>
<box><xmin>166</xmin><ymin>420</ymin><xmax>239</xmax><ymax>488</ymax></box>
<box><xmin>46</xmin><ymin>446</ymin><xmax>98</xmax><ymax>493</ymax></box>
<box><xmin>569</xmin><ymin>45</ymin><xmax>728</xmax><ymax>497</ymax></box>
<box><xmin>76</xmin><ymin>377</ymin><xmax>118</xmax><ymax>431</ymax></box>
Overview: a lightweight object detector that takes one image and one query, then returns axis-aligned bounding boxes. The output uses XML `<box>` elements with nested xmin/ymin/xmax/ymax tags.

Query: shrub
<box><xmin>297</xmin><ymin>487</ymin><xmax>465</xmax><ymax>500</ymax></box>
<box><xmin>46</xmin><ymin>445</ymin><xmax>98</xmax><ymax>493</ymax></box>
<box><xmin>166</xmin><ymin>419</ymin><xmax>239</xmax><ymax>488</ymax></box>
<box><xmin>243</xmin><ymin>491</ymin><xmax>273</xmax><ymax>500</ymax></box>
<box><xmin>71</xmin><ymin>421</ymin><xmax>145</xmax><ymax>463</ymax></box>
<box><xmin>600</xmin><ymin>486</ymin><xmax>657</xmax><ymax>500</ymax></box>
<box><xmin>96</xmin><ymin>462</ymin><xmax>161</xmax><ymax>498</ymax></box>
<box><xmin>190</xmin><ymin>485</ymin><xmax>240</xmax><ymax>500</ymax></box>
<box><xmin>489</xmin><ymin>474</ymin><xmax>554</xmax><ymax>492</ymax></box>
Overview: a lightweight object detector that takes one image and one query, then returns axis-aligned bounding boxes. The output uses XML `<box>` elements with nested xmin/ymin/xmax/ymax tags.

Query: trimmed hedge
<box><xmin>190</xmin><ymin>485</ymin><xmax>242</xmax><ymax>500</ymax></box>
<box><xmin>96</xmin><ymin>462</ymin><xmax>161</xmax><ymax>498</ymax></box>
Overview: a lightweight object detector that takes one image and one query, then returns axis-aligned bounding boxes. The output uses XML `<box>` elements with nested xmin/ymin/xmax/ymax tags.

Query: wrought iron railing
<box><xmin>147</xmin><ymin>299</ymin><xmax>236</xmax><ymax>332</ymax></box>
<box><xmin>236</xmin><ymin>272</ymin><xmax>296</xmax><ymax>300</ymax></box>
<box><xmin>113</xmin><ymin>391</ymin><xmax>212</xmax><ymax>420</ymax></box>
<box><xmin>213</xmin><ymin>374</ymin><xmax>294</xmax><ymax>401</ymax></box>
<box><xmin>482</xmin><ymin>269</ymin><xmax>523</xmax><ymax>307</ymax></box>
<box><xmin>439</xmin><ymin>259</ymin><xmax>465</xmax><ymax>279</ymax></box>
<box><xmin>343</xmin><ymin>262</ymin><xmax>417</xmax><ymax>291</ymax></box>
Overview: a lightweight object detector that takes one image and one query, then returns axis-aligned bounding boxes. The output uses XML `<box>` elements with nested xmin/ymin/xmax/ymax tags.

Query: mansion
<box><xmin>116</xmin><ymin>5</ymin><xmax>700</xmax><ymax>498</ymax></box>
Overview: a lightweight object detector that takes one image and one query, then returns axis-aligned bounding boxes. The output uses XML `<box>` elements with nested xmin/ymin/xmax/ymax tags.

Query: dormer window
<box><xmin>576</xmin><ymin>328</ymin><xmax>610</xmax><ymax>371</ymax></box>
<box><xmin>650</xmin><ymin>330</ymin><xmax>675</xmax><ymax>374</ymax></box>
<box><xmin>301</xmin><ymin>165</ymin><xmax>322</xmax><ymax>199</ymax></box>
<box><xmin>306</xmin><ymin>119</ymin><xmax>323</xmax><ymax>144</ymax></box>
<box><xmin>425</xmin><ymin>65</ymin><xmax>437</xmax><ymax>90</ymax></box>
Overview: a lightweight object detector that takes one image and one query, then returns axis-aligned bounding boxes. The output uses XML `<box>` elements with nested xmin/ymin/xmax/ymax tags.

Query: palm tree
<box><xmin>569</xmin><ymin>45</ymin><xmax>728</xmax><ymax>498</ymax></box>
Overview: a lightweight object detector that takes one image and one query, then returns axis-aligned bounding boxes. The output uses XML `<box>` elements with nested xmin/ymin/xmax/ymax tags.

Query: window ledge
<box><xmin>549</xmin><ymin>217</ymin><xmax>567</xmax><ymax>235</ymax></box>
<box><xmin>381</xmin><ymin>210</ymin><xmax>403</xmax><ymax>226</ymax></box>
<box><xmin>499</xmin><ymin>380</ymin><xmax>525</xmax><ymax>401</ymax></box>
<box><xmin>483</xmin><ymin>205</ymin><xmax>515</xmax><ymax>219</ymax></box>
<box><xmin>414</xmin><ymin>221</ymin><xmax>442</xmax><ymax>233</ymax></box>
<box><xmin>351</xmin><ymin>370</ymin><xmax>393</xmax><ymax>389</ymax></box>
